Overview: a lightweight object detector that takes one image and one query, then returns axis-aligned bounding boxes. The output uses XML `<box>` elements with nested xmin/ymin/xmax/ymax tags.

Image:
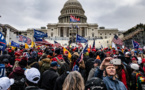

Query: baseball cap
<box><xmin>50</xmin><ymin>61</ymin><xmax>58</xmax><ymax>67</ymax></box>
<box><xmin>24</xmin><ymin>68</ymin><xmax>40</xmax><ymax>84</ymax></box>
<box><xmin>130</xmin><ymin>63</ymin><xmax>139</xmax><ymax>70</ymax></box>
<box><xmin>0</xmin><ymin>77</ymin><xmax>14</xmax><ymax>90</ymax></box>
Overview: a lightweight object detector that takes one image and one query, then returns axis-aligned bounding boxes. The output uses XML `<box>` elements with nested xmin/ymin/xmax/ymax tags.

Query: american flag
<box><xmin>18</xmin><ymin>35</ymin><xmax>23</xmax><ymax>42</ymax></box>
<box><xmin>54</xmin><ymin>41</ymin><xmax>61</xmax><ymax>47</ymax></box>
<box><xmin>35</xmin><ymin>39</ymin><xmax>52</xmax><ymax>46</ymax></box>
<box><xmin>77</xmin><ymin>43</ymin><xmax>83</xmax><ymax>49</ymax></box>
<box><xmin>26</xmin><ymin>37</ymin><xmax>31</xmax><ymax>45</ymax></box>
<box><xmin>112</xmin><ymin>34</ymin><xmax>123</xmax><ymax>45</ymax></box>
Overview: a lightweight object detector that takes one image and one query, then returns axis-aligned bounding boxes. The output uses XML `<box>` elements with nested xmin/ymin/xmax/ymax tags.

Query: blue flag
<box><xmin>34</xmin><ymin>38</ymin><xmax>43</xmax><ymax>41</ymax></box>
<box><xmin>76</xmin><ymin>34</ymin><xmax>88</xmax><ymax>43</ymax></box>
<box><xmin>11</xmin><ymin>41</ymin><xmax>20</xmax><ymax>47</ymax></box>
<box><xmin>0</xmin><ymin>32</ymin><xmax>6</xmax><ymax>51</ymax></box>
<box><xmin>83</xmin><ymin>43</ymin><xmax>88</xmax><ymax>53</ymax></box>
<box><xmin>0</xmin><ymin>64</ymin><xmax>6</xmax><ymax>78</ymax></box>
<box><xmin>34</xmin><ymin>29</ymin><xmax>48</xmax><ymax>38</ymax></box>
<box><xmin>132</xmin><ymin>40</ymin><xmax>140</xmax><ymax>49</ymax></box>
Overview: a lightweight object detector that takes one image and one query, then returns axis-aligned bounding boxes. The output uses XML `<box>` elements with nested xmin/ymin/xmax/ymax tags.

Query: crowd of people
<box><xmin>0</xmin><ymin>45</ymin><xmax>145</xmax><ymax>90</ymax></box>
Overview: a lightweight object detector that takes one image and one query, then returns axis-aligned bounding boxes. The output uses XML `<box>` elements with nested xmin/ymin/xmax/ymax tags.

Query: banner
<box><xmin>18</xmin><ymin>35</ymin><xmax>31</xmax><ymax>45</ymax></box>
<box><xmin>11</xmin><ymin>41</ymin><xmax>20</xmax><ymax>47</ymax></box>
<box><xmin>34</xmin><ymin>29</ymin><xmax>48</xmax><ymax>38</ymax></box>
<box><xmin>76</xmin><ymin>34</ymin><xmax>88</xmax><ymax>43</ymax></box>
<box><xmin>0</xmin><ymin>32</ymin><xmax>6</xmax><ymax>51</ymax></box>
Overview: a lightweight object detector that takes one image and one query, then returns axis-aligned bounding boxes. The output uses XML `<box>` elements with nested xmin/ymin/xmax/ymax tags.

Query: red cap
<box><xmin>106</xmin><ymin>51</ymin><xmax>111</xmax><ymax>55</ymax></box>
<box><xmin>132</xmin><ymin>57</ymin><xmax>137</xmax><ymax>61</ymax></box>
<box><xmin>15</xmin><ymin>52</ymin><xmax>21</xmax><ymax>56</ymax></box>
<box><xmin>38</xmin><ymin>52</ymin><xmax>43</xmax><ymax>55</ymax></box>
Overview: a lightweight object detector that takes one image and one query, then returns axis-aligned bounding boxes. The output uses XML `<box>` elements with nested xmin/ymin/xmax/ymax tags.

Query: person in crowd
<box><xmin>0</xmin><ymin>77</ymin><xmax>14</xmax><ymax>90</ymax></box>
<box><xmin>62</xmin><ymin>71</ymin><xmax>85</xmax><ymax>90</ymax></box>
<box><xmin>9</xmin><ymin>57</ymin><xmax>27</xmax><ymax>78</ymax></box>
<box><xmin>141</xmin><ymin>58</ymin><xmax>145</xmax><ymax>74</ymax></box>
<box><xmin>114</xmin><ymin>59</ymin><xmax>130</xmax><ymax>89</ymax></box>
<box><xmin>52</xmin><ymin>48</ymin><xmax>64</xmax><ymax>62</ymax></box>
<box><xmin>85</xmin><ymin>51</ymin><xmax>95</xmax><ymax>79</ymax></box>
<box><xmin>28</xmin><ymin>57</ymin><xmax>39</xmax><ymax>70</ymax></box>
<box><xmin>130</xmin><ymin>63</ymin><xmax>144</xmax><ymax>90</ymax></box>
<box><xmin>40</xmin><ymin>61</ymin><xmax>59</xmax><ymax>90</ymax></box>
<box><xmin>37</xmin><ymin>52</ymin><xmax>43</xmax><ymax>62</ymax></box>
<box><xmin>95</xmin><ymin>57</ymin><xmax>127</xmax><ymax>90</ymax></box>
<box><xmin>125</xmin><ymin>52</ymin><xmax>132</xmax><ymax>64</ymax></box>
<box><xmin>38</xmin><ymin>54</ymin><xmax>51</xmax><ymax>74</ymax></box>
<box><xmin>70</xmin><ymin>52</ymin><xmax>79</xmax><ymax>70</ymax></box>
<box><xmin>0</xmin><ymin>50</ymin><xmax>11</xmax><ymax>63</ymax></box>
<box><xmin>2</xmin><ymin>58</ymin><xmax>13</xmax><ymax>76</ymax></box>
<box><xmin>87</xmin><ymin>59</ymin><xmax>101</xmax><ymax>80</ymax></box>
<box><xmin>54</xmin><ymin>63</ymin><xmax>70</xmax><ymax>90</ymax></box>
<box><xmin>63</xmin><ymin>51</ymin><xmax>70</xmax><ymax>65</ymax></box>
<box><xmin>25</xmin><ymin>68</ymin><xmax>43</xmax><ymax>90</ymax></box>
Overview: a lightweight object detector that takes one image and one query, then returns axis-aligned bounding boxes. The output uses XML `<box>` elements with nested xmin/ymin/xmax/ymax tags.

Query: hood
<box><xmin>13</xmin><ymin>67</ymin><xmax>24</xmax><ymax>75</ymax></box>
<box><xmin>42</xmin><ymin>58</ymin><xmax>50</xmax><ymax>63</ymax></box>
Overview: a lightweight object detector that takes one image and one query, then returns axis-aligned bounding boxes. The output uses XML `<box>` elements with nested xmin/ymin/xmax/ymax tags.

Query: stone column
<box><xmin>64</xmin><ymin>27</ymin><xmax>67</xmax><ymax>37</ymax></box>
<box><xmin>6</xmin><ymin>27</ymin><xmax>10</xmax><ymax>43</ymax></box>
<box><xmin>58</xmin><ymin>27</ymin><xmax>60</xmax><ymax>37</ymax></box>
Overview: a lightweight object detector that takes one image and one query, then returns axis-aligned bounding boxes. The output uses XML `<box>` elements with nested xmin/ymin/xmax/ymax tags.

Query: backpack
<box><xmin>137</xmin><ymin>76</ymin><xmax>145</xmax><ymax>90</ymax></box>
<box><xmin>55</xmin><ymin>57</ymin><xmax>65</xmax><ymax>66</ymax></box>
<box><xmin>11</xmin><ymin>73</ymin><xmax>25</xmax><ymax>90</ymax></box>
<box><xmin>55</xmin><ymin>57</ymin><xmax>66</xmax><ymax>74</ymax></box>
<box><xmin>135</xmin><ymin>72</ymin><xmax>143</xmax><ymax>90</ymax></box>
<box><xmin>40</xmin><ymin>61</ymin><xmax>50</xmax><ymax>74</ymax></box>
<box><xmin>85</xmin><ymin>77</ymin><xmax>107</xmax><ymax>90</ymax></box>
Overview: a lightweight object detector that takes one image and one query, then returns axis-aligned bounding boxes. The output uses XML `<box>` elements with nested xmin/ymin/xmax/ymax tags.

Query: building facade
<box><xmin>122</xmin><ymin>23</ymin><xmax>145</xmax><ymax>48</ymax></box>
<box><xmin>0</xmin><ymin>24</ymin><xmax>19</xmax><ymax>44</ymax></box>
<box><xmin>21</xmin><ymin>0</ymin><xmax>120</xmax><ymax>43</ymax></box>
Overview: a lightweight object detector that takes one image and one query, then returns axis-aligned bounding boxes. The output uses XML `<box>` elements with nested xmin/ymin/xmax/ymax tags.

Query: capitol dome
<box><xmin>58</xmin><ymin>0</ymin><xmax>87</xmax><ymax>23</ymax></box>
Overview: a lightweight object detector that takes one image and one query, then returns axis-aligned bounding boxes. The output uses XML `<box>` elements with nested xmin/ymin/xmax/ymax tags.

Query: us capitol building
<box><xmin>21</xmin><ymin>0</ymin><xmax>121</xmax><ymax>43</ymax></box>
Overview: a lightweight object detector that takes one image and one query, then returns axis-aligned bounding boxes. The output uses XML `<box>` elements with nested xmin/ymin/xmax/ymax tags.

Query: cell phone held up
<box><xmin>110</xmin><ymin>59</ymin><xmax>121</xmax><ymax>65</ymax></box>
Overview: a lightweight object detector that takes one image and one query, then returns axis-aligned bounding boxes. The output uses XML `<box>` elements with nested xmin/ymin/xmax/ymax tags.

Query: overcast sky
<box><xmin>0</xmin><ymin>0</ymin><xmax>145</xmax><ymax>31</ymax></box>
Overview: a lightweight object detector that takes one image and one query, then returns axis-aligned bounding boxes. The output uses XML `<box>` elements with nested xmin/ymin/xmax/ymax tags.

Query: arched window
<box><xmin>51</xmin><ymin>33</ymin><xmax>53</xmax><ymax>37</ymax></box>
<box><xmin>92</xmin><ymin>33</ymin><xmax>94</xmax><ymax>37</ymax></box>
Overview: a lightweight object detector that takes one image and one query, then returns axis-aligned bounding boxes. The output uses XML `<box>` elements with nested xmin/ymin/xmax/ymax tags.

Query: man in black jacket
<box><xmin>0</xmin><ymin>50</ymin><xmax>11</xmax><ymax>63</ymax></box>
<box><xmin>41</xmin><ymin>61</ymin><xmax>59</xmax><ymax>90</ymax></box>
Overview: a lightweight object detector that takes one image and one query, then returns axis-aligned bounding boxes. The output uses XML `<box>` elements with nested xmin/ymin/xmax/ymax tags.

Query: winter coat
<box><xmin>9</xmin><ymin>66</ymin><xmax>25</xmax><ymax>78</ymax></box>
<box><xmin>41</xmin><ymin>68</ymin><xmax>59</xmax><ymax>90</ymax></box>
<box><xmin>25</xmin><ymin>86</ymin><xmax>45</xmax><ymax>90</ymax></box>
<box><xmin>94</xmin><ymin>68</ymin><xmax>127</xmax><ymax>90</ymax></box>
<box><xmin>38</xmin><ymin>58</ymin><xmax>50</xmax><ymax>67</ymax></box>
<box><xmin>85</xmin><ymin>58</ymin><xmax>95</xmax><ymax>78</ymax></box>
<box><xmin>54</xmin><ymin>73</ymin><xmax>68</xmax><ymax>90</ymax></box>
<box><xmin>87</xmin><ymin>67</ymin><xmax>97</xmax><ymax>81</ymax></box>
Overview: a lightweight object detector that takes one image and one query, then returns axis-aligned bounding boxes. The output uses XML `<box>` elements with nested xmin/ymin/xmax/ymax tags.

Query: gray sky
<box><xmin>0</xmin><ymin>0</ymin><xmax>145</xmax><ymax>31</ymax></box>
